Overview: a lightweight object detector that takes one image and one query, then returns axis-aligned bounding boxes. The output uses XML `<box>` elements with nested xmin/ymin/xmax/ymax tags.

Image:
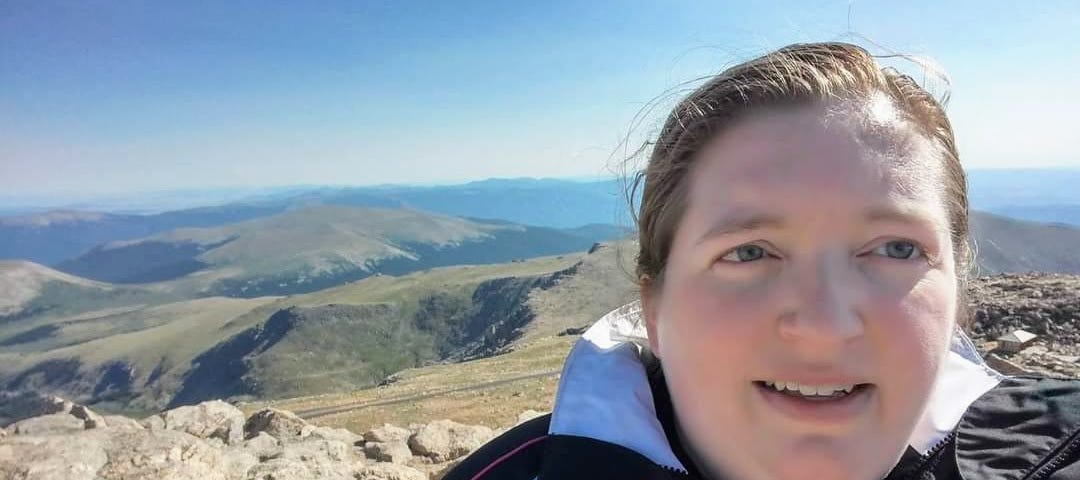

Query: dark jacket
<box><xmin>444</xmin><ymin>304</ymin><xmax>1080</xmax><ymax>480</ymax></box>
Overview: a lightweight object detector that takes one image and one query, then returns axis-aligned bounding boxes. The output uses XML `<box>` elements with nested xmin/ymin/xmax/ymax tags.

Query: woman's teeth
<box><xmin>762</xmin><ymin>381</ymin><xmax>856</xmax><ymax>397</ymax></box>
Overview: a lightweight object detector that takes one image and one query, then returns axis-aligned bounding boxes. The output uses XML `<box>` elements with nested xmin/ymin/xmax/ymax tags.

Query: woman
<box><xmin>444</xmin><ymin>42</ymin><xmax>1080</xmax><ymax>480</ymax></box>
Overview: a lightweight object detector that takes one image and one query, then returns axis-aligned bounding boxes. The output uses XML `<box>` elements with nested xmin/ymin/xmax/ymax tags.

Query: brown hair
<box><xmin>631</xmin><ymin>42</ymin><xmax>971</xmax><ymax>316</ymax></box>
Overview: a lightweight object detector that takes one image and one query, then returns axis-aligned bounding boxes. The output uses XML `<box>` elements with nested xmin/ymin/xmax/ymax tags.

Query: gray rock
<box><xmin>356</xmin><ymin>462</ymin><xmax>427</xmax><ymax>480</ymax></box>
<box><xmin>142</xmin><ymin>413</ymin><xmax>167</xmax><ymax>430</ymax></box>
<box><xmin>244</xmin><ymin>407</ymin><xmax>308</xmax><ymax>440</ymax></box>
<box><xmin>364</xmin><ymin>423</ymin><xmax>412</xmax><ymax>444</ymax></box>
<box><xmin>304</xmin><ymin>425</ymin><xmax>363</xmax><ymax>445</ymax></box>
<box><xmin>275</xmin><ymin>438</ymin><xmax>354</xmax><ymax>463</ymax></box>
<box><xmin>155</xmin><ymin>400</ymin><xmax>246</xmax><ymax>445</ymax></box>
<box><xmin>407</xmin><ymin>420</ymin><xmax>494</xmax><ymax>462</ymax></box>
<box><xmin>243</xmin><ymin>431</ymin><xmax>282</xmax><ymax>460</ymax></box>
<box><xmin>364</xmin><ymin>440</ymin><xmax>413</xmax><ymax>464</ymax></box>
<box><xmin>70</xmin><ymin>404</ymin><xmax>106</xmax><ymax>429</ymax></box>
<box><xmin>245</xmin><ymin>458</ymin><xmax>316</xmax><ymax>479</ymax></box>
<box><xmin>249</xmin><ymin>439</ymin><xmax>363</xmax><ymax>480</ymax></box>
<box><xmin>97</xmin><ymin>428</ymin><xmax>234</xmax><ymax>480</ymax></box>
<box><xmin>0</xmin><ymin>433</ymin><xmax>108</xmax><ymax>480</ymax></box>
<box><xmin>10</xmin><ymin>412</ymin><xmax>86</xmax><ymax>436</ymax></box>
<box><xmin>104</xmin><ymin>414</ymin><xmax>145</xmax><ymax>430</ymax></box>
<box><xmin>245</xmin><ymin>457</ymin><xmax>358</xmax><ymax>480</ymax></box>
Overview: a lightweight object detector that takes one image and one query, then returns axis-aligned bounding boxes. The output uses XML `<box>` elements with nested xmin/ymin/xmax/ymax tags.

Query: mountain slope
<box><xmin>0</xmin><ymin>253</ymin><xmax>585</xmax><ymax>412</ymax></box>
<box><xmin>972</xmin><ymin>211</ymin><xmax>1080</xmax><ymax>274</ymax></box>
<box><xmin>55</xmin><ymin>205</ymin><xmax>612</xmax><ymax>297</ymax></box>
<box><xmin>0</xmin><ymin>204</ymin><xmax>289</xmax><ymax>265</ymax></box>
<box><xmin>0</xmin><ymin>261</ymin><xmax>169</xmax><ymax>322</ymax></box>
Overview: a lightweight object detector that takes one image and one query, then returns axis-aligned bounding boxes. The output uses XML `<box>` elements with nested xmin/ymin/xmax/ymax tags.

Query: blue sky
<box><xmin>2</xmin><ymin>1</ymin><xmax>1078</xmax><ymax>196</ymax></box>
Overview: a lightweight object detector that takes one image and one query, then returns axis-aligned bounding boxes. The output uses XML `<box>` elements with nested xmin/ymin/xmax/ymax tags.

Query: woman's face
<box><xmin>643</xmin><ymin>101</ymin><xmax>958</xmax><ymax>480</ymax></box>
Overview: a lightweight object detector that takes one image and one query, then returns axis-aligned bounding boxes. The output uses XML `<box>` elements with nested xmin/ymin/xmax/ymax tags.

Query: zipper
<box><xmin>900</xmin><ymin>430</ymin><xmax>957</xmax><ymax>480</ymax></box>
<box><xmin>1025</xmin><ymin>428</ymin><xmax>1080</xmax><ymax>480</ymax></box>
<box><xmin>658</xmin><ymin>463</ymin><xmax>691</xmax><ymax>478</ymax></box>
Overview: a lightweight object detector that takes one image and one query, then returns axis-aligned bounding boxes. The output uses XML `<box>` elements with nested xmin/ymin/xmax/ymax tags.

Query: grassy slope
<box><xmin>190</xmin><ymin>254</ymin><xmax>585</xmax><ymax>403</ymax></box>
<box><xmin>243</xmin><ymin>245</ymin><xmax>641</xmax><ymax>433</ymax></box>
<box><xmin>0</xmin><ymin>252</ymin><xmax>586</xmax><ymax>413</ymax></box>
<box><xmin>247</xmin><ymin>334</ymin><xmax>576</xmax><ymax>433</ymax></box>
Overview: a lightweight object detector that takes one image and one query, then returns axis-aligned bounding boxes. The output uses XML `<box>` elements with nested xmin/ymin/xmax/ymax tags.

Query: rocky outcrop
<box><xmin>0</xmin><ymin>399</ymin><xmax>500</xmax><ymax>479</ymax></box>
<box><xmin>243</xmin><ymin>407</ymin><xmax>308</xmax><ymax>440</ymax></box>
<box><xmin>967</xmin><ymin>273</ymin><xmax>1080</xmax><ymax>377</ymax></box>
<box><xmin>408</xmin><ymin>419</ymin><xmax>495</xmax><ymax>463</ymax></box>
<box><xmin>148</xmin><ymin>400</ymin><xmax>246</xmax><ymax>445</ymax></box>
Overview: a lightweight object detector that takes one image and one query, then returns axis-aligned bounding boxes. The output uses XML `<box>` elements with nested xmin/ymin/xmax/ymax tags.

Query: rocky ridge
<box><xmin>0</xmin><ymin>395</ymin><xmax>507</xmax><ymax>480</ymax></box>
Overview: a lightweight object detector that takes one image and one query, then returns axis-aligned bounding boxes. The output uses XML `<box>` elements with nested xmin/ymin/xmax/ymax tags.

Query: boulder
<box><xmin>155</xmin><ymin>400</ymin><xmax>246</xmax><ymax>445</ymax></box>
<box><xmin>103</xmin><ymin>415</ymin><xmax>145</xmax><ymax>430</ymax></box>
<box><xmin>364</xmin><ymin>440</ymin><xmax>413</xmax><ymax>464</ymax></box>
<box><xmin>96</xmin><ymin>428</ymin><xmax>239</xmax><ymax>480</ymax></box>
<box><xmin>407</xmin><ymin>420</ymin><xmax>494</xmax><ymax>462</ymax></box>
<box><xmin>364</xmin><ymin>423</ymin><xmax>413</xmax><ymax>444</ymax></box>
<box><xmin>245</xmin><ymin>456</ymin><xmax>358</xmax><ymax>480</ymax></box>
<box><xmin>0</xmin><ymin>433</ymin><xmax>108</xmax><ymax>480</ymax></box>
<box><xmin>142</xmin><ymin>413</ymin><xmax>167</xmax><ymax>430</ymax></box>
<box><xmin>356</xmin><ymin>462</ymin><xmax>427</xmax><ymax>480</ymax></box>
<box><xmin>10</xmin><ymin>412</ymin><xmax>86</xmax><ymax>436</ymax></box>
<box><xmin>244</xmin><ymin>407</ymin><xmax>309</xmax><ymax>440</ymax></box>
<box><xmin>250</xmin><ymin>439</ymin><xmax>362</xmax><ymax>480</ymax></box>
<box><xmin>70</xmin><ymin>404</ymin><xmax>106</xmax><ymax>429</ymax></box>
<box><xmin>274</xmin><ymin>438</ymin><xmax>355</xmax><ymax>463</ymax></box>
<box><xmin>305</xmin><ymin>425</ymin><xmax>363</xmax><ymax>445</ymax></box>
<box><xmin>242</xmin><ymin>431</ymin><xmax>282</xmax><ymax>460</ymax></box>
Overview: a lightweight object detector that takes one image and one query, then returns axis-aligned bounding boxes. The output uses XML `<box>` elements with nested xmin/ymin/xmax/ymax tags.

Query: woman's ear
<box><xmin>640</xmin><ymin>283</ymin><xmax>662</xmax><ymax>357</ymax></box>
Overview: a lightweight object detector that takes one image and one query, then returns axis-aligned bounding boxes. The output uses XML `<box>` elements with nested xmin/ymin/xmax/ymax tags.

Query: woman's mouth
<box><xmin>753</xmin><ymin>380</ymin><xmax>875</xmax><ymax>422</ymax></box>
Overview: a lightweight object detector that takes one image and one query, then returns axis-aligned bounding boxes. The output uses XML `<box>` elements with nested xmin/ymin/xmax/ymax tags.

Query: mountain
<box><xmin>987</xmin><ymin>204</ymin><xmax>1080</xmax><ymax>227</ymax></box>
<box><xmin>54</xmin><ymin>205</ymin><xmax>622</xmax><ymax>298</ymax></box>
<box><xmin>0</xmin><ymin>251</ymin><xmax>603</xmax><ymax>413</ymax></box>
<box><xmin>0</xmin><ymin>204</ymin><xmax>288</xmax><ymax>265</ymax></box>
<box><xmin>309</xmin><ymin>178</ymin><xmax>627</xmax><ymax>228</ymax></box>
<box><xmin>0</xmin><ymin>261</ymin><xmax>170</xmax><ymax>323</ymax></box>
<box><xmin>971</xmin><ymin>211</ymin><xmax>1080</xmax><ymax>274</ymax></box>
<box><xmin>4</xmin><ymin>229</ymin><xmax>1080</xmax><ymax>416</ymax></box>
<box><xmin>7</xmin><ymin>172</ymin><xmax>1080</xmax><ymax>266</ymax></box>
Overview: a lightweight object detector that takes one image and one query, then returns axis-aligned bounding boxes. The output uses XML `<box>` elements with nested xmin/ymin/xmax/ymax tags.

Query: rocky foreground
<box><xmin>0</xmin><ymin>395</ymin><xmax>543</xmax><ymax>480</ymax></box>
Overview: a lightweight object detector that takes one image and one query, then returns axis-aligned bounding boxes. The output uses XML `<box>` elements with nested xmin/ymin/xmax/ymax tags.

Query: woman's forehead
<box><xmin>686</xmin><ymin>104</ymin><xmax>948</xmax><ymax>223</ymax></box>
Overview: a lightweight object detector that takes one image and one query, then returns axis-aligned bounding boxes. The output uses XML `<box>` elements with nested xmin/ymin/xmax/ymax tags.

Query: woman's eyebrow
<box><xmin>695</xmin><ymin>213</ymin><xmax>785</xmax><ymax>245</ymax></box>
<box><xmin>863</xmin><ymin>205</ymin><xmax>942</xmax><ymax>231</ymax></box>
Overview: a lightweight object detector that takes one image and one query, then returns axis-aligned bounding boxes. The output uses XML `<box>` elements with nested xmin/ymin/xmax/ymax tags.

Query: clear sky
<box><xmin>2</xmin><ymin>1</ymin><xmax>1078</xmax><ymax>196</ymax></box>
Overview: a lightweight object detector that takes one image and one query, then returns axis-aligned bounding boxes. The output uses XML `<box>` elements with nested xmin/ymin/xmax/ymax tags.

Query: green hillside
<box><xmin>0</xmin><ymin>252</ymin><xmax>587</xmax><ymax>414</ymax></box>
<box><xmin>55</xmin><ymin>205</ymin><xmax>615</xmax><ymax>297</ymax></box>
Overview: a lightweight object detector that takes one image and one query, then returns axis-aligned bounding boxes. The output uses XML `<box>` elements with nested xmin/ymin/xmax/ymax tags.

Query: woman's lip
<box><xmin>754</xmin><ymin>382</ymin><xmax>874</xmax><ymax>424</ymax></box>
<box><xmin>754</xmin><ymin>377</ymin><xmax>869</xmax><ymax>386</ymax></box>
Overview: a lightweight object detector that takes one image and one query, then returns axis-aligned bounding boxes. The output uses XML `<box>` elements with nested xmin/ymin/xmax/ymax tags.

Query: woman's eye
<box><xmin>871</xmin><ymin>240</ymin><xmax>923</xmax><ymax>260</ymax></box>
<box><xmin>720</xmin><ymin>244</ymin><xmax>767</xmax><ymax>263</ymax></box>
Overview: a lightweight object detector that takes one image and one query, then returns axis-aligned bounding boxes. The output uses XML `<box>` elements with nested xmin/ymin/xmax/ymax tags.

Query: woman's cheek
<box><xmin>657</xmin><ymin>271</ymin><xmax>773</xmax><ymax>367</ymax></box>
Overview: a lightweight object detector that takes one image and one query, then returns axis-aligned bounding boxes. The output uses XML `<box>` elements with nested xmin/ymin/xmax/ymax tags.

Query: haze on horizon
<box><xmin>2</xmin><ymin>1</ymin><xmax>1078</xmax><ymax>197</ymax></box>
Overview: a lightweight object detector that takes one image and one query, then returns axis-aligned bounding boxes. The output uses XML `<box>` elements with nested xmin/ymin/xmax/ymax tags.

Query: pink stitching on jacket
<box><xmin>469</xmin><ymin>435</ymin><xmax>547</xmax><ymax>480</ymax></box>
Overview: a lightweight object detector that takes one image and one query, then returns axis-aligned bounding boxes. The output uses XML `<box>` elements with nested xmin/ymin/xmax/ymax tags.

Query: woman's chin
<box><xmin>760</xmin><ymin>441</ymin><xmax>888</xmax><ymax>480</ymax></box>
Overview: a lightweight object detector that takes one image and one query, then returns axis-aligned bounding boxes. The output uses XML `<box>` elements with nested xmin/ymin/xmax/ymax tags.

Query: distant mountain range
<box><xmin>4</xmin><ymin>173</ymin><xmax>1080</xmax><ymax>266</ymax></box>
<box><xmin>48</xmin><ymin>205</ymin><xmax>626</xmax><ymax>299</ymax></box>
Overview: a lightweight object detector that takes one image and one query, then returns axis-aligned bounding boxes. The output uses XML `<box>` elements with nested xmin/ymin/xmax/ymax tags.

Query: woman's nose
<box><xmin>777</xmin><ymin>254</ymin><xmax>865</xmax><ymax>348</ymax></box>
